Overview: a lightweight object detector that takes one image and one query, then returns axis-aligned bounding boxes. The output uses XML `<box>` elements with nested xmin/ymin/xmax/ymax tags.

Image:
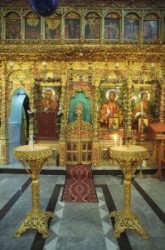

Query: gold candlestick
<box><xmin>13</xmin><ymin>145</ymin><xmax>53</xmax><ymax>239</ymax></box>
<box><xmin>110</xmin><ymin>145</ymin><xmax>149</xmax><ymax>239</ymax></box>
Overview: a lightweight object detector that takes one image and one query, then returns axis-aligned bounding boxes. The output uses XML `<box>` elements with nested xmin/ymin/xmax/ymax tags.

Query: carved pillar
<box><xmin>92</xmin><ymin>85</ymin><xmax>100</xmax><ymax>166</ymax></box>
<box><xmin>59</xmin><ymin>85</ymin><xmax>66</xmax><ymax>166</ymax></box>
<box><xmin>59</xmin><ymin>85</ymin><xmax>66</xmax><ymax>140</ymax></box>
<box><xmin>140</xmin><ymin>11</ymin><xmax>144</xmax><ymax>43</ymax></box>
<box><xmin>61</xmin><ymin>10</ymin><xmax>65</xmax><ymax>42</ymax></box>
<box><xmin>0</xmin><ymin>62</ymin><xmax>9</xmax><ymax>164</ymax></box>
<box><xmin>93</xmin><ymin>86</ymin><xmax>99</xmax><ymax>139</ymax></box>
<box><xmin>121</xmin><ymin>9</ymin><xmax>124</xmax><ymax>42</ymax></box>
<box><xmin>125</xmin><ymin>77</ymin><xmax>132</xmax><ymax>144</ymax></box>
<box><xmin>159</xmin><ymin>81</ymin><xmax>165</xmax><ymax>123</ymax></box>
<box><xmin>81</xmin><ymin>14</ymin><xmax>85</xmax><ymax>40</ymax></box>
<box><xmin>29</xmin><ymin>84</ymin><xmax>35</xmax><ymax>135</ymax></box>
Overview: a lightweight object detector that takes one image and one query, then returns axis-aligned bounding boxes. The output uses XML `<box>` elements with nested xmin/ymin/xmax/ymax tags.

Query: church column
<box><xmin>160</xmin><ymin>62</ymin><xmax>165</xmax><ymax>123</ymax></box>
<box><xmin>92</xmin><ymin>81</ymin><xmax>100</xmax><ymax>166</ymax></box>
<box><xmin>59</xmin><ymin>81</ymin><xmax>67</xmax><ymax>166</ymax></box>
<box><xmin>139</xmin><ymin>10</ymin><xmax>144</xmax><ymax>43</ymax></box>
<box><xmin>125</xmin><ymin>77</ymin><xmax>133</xmax><ymax>144</ymax></box>
<box><xmin>121</xmin><ymin>9</ymin><xmax>125</xmax><ymax>43</ymax></box>
<box><xmin>0</xmin><ymin>61</ymin><xmax>10</xmax><ymax>164</ymax></box>
<box><xmin>159</xmin><ymin>81</ymin><xmax>165</xmax><ymax>123</ymax></box>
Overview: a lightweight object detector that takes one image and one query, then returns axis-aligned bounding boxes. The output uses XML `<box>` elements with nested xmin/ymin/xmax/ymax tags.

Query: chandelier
<box><xmin>29</xmin><ymin>0</ymin><xmax>58</xmax><ymax>17</ymax></box>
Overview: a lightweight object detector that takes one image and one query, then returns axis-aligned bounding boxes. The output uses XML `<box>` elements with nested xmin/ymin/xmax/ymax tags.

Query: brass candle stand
<box><xmin>110</xmin><ymin>145</ymin><xmax>149</xmax><ymax>239</ymax></box>
<box><xmin>13</xmin><ymin>145</ymin><xmax>53</xmax><ymax>239</ymax></box>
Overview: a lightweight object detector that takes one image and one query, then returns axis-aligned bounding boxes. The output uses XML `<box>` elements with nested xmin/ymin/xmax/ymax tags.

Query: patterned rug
<box><xmin>62</xmin><ymin>164</ymin><xmax>98</xmax><ymax>202</ymax></box>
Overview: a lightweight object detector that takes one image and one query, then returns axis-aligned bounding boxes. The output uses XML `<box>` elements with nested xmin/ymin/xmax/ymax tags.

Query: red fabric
<box><xmin>62</xmin><ymin>164</ymin><xmax>98</xmax><ymax>202</ymax></box>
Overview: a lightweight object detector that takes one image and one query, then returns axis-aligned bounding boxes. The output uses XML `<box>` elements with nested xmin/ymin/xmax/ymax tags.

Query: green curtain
<box><xmin>68</xmin><ymin>91</ymin><xmax>91</xmax><ymax>124</ymax></box>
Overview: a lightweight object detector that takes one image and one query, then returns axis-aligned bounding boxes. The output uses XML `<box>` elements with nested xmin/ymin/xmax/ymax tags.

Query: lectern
<box><xmin>149</xmin><ymin>123</ymin><xmax>165</xmax><ymax>180</ymax></box>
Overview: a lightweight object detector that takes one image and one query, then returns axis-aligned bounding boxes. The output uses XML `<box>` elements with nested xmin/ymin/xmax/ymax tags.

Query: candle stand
<box><xmin>110</xmin><ymin>145</ymin><xmax>149</xmax><ymax>239</ymax></box>
<box><xmin>13</xmin><ymin>145</ymin><xmax>53</xmax><ymax>239</ymax></box>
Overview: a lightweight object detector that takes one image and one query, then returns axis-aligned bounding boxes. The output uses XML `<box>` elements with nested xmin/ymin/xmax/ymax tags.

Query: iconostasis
<box><xmin>25</xmin><ymin>60</ymin><xmax>164</xmax><ymax>168</ymax></box>
<box><xmin>0</xmin><ymin>1</ymin><xmax>165</xmax><ymax>166</ymax></box>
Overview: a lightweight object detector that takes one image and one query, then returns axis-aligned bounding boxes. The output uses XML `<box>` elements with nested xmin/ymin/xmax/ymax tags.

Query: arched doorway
<box><xmin>68</xmin><ymin>91</ymin><xmax>91</xmax><ymax>124</ymax></box>
<box><xmin>65</xmin><ymin>88</ymin><xmax>93</xmax><ymax>165</ymax></box>
<box><xmin>8</xmin><ymin>89</ymin><xmax>30</xmax><ymax>163</ymax></box>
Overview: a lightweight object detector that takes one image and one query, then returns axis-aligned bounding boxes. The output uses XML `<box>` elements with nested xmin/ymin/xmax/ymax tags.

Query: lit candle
<box><xmin>29</xmin><ymin>133</ymin><xmax>34</xmax><ymax>150</ymax></box>
<box><xmin>114</xmin><ymin>134</ymin><xmax>117</xmax><ymax>147</ymax></box>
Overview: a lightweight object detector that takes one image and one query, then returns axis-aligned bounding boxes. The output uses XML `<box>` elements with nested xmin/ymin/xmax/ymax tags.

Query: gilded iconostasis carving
<box><xmin>0</xmin><ymin>0</ymin><xmax>165</xmax><ymax>166</ymax></box>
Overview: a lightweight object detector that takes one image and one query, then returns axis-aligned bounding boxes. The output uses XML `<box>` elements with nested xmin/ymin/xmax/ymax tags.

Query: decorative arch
<box><xmin>65</xmin><ymin>82</ymin><xmax>93</xmax><ymax>125</ymax></box>
<box><xmin>64</xmin><ymin>11</ymin><xmax>81</xmax><ymax>18</ymax></box>
<box><xmin>144</xmin><ymin>12</ymin><xmax>161</xmax><ymax>20</ymax></box>
<box><xmin>143</xmin><ymin>12</ymin><xmax>160</xmax><ymax>42</ymax></box>
<box><xmin>3</xmin><ymin>10</ymin><xmax>21</xmax><ymax>18</ymax></box>
<box><xmin>64</xmin><ymin>11</ymin><xmax>81</xmax><ymax>39</ymax></box>
<box><xmin>124</xmin><ymin>12</ymin><xmax>140</xmax><ymax>41</ymax></box>
<box><xmin>125</xmin><ymin>12</ymin><xmax>141</xmax><ymax>19</ymax></box>
<box><xmin>105</xmin><ymin>11</ymin><xmax>121</xmax><ymax>19</ymax></box>
<box><xmin>4</xmin><ymin>12</ymin><xmax>21</xmax><ymax>39</ymax></box>
<box><xmin>104</xmin><ymin>12</ymin><xmax>121</xmax><ymax>40</ymax></box>
<box><xmin>85</xmin><ymin>11</ymin><xmax>101</xmax><ymax>18</ymax></box>
<box><xmin>44</xmin><ymin>11</ymin><xmax>62</xmax><ymax>39</ymax></box>
<box><xmin>24</xmin><ymin>11</ymin><xmax>41</xmax><ymax>39</ymax></box>
<box><xmin>68</xmin><ymin>91</ymin><xmax>91</xmax><ymax>124</ymax></box>
<box><xmin>85</xmin><ymin>12</ymin><xmax>101</xmax><ymax>39</ymax></box>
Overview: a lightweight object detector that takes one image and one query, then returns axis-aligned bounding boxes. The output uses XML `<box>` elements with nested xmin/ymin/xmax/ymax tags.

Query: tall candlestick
<box><xmin>29</xmin><ymin>133</ymin><xmax>34</xmax><ymax>150</ymax></box>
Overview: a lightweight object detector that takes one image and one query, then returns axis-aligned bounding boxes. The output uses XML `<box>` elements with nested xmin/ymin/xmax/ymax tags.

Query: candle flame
<box><xmin>113</xmin><ymin>134</ymin><xmax>117</xmax><ymax>140</ymax></box>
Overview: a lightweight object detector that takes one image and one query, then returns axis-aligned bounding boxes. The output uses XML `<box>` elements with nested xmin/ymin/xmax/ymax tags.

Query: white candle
<box><xmin>29</xmin><ymin>133</ymin><xmax>34</xmax><ymax>150</ymax></box>
<box><xmin>141</xmin><ymin>101</ymin><xmax>143</xmax><ymax>116</ymax></box>
<box><xmin>114</xmin><ymin>134</ymin><xmax>117</xmax><ymax>147</ymax></box>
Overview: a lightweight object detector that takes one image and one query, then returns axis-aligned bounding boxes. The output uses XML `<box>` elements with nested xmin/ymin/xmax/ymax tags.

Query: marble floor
<box><xmin>0</xmin><ymin>164</ymin><xmax>165</xmax><ymax>250</ymax></box>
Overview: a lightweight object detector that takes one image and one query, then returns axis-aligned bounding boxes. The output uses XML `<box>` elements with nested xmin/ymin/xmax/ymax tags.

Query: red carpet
<box><xmin>62</xmin><ymin>164</ymin><xmax>98</xmax><ymax>202</ymax></box>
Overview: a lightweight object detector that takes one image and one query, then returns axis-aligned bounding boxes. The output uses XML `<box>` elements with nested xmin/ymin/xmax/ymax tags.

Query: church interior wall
<box><xmin>0</xmin><ymin>1</ymin><xmax>165</xmax><ymax>169</ymax></box>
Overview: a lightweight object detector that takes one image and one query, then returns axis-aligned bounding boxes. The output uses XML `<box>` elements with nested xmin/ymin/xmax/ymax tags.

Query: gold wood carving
<box><xmin>13</xmin><ymin>145</ymin><xmax>53</xmax><ymax>238</ymax></box>
<box><xmin>66</xmin><ymin>104</ymin><xmax>92</xmax><ymax>164</ymax></box>
<box><xmin>66</xmin><ymin>119</ymin><xmax>92</xmax><ymax>139</ymax></box>
<box><xmin>66</xmin><ymin>83</ymin><xmax>92</xmax><ymax>99</ymax></box>
<box><xmin>0</xmin><ymin>44</ymin><xmax>165</xmax><ymax>62</ymax></box>
<box><xmin>110</xmin><ymin>145</ymin><xmax>149</xmax><ymax>240</ymax></box>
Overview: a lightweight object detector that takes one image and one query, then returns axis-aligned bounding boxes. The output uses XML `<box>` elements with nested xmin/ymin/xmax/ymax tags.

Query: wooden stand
<box><xmin>149</xmin><ymin>123</ymin><xmax>165</xmax><ymax>181</ymax></box>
